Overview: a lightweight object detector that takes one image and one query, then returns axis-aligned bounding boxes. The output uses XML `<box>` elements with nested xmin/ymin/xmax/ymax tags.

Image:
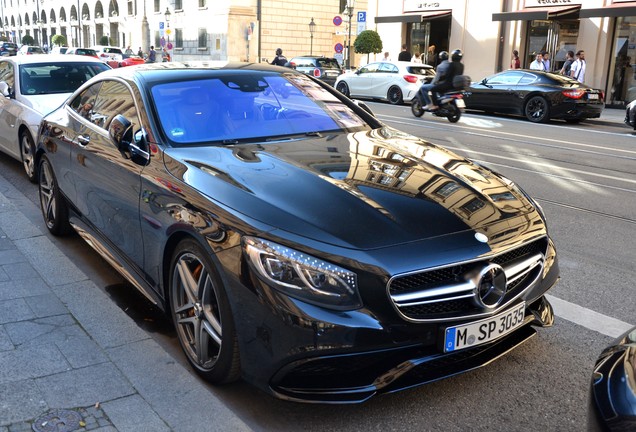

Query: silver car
<box><xmin>0</xmin><ymin>55</ymin><xmax>110</xmax><ymax>181</ymax></box>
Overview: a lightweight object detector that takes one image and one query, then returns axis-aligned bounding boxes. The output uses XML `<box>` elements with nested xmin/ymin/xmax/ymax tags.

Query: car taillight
<box><xmin>403</xmin><ymin>75</ymin><xmax>419</xmax><ymax>84</ymax></box>
<box><xmin>562</xmin><ymin>89</ymin><xmax>585</xmax><ymax>99</ymax></box>
<box><xmin>313</xmin><ymin>68</ymin><xmax>321</xmax><ymax>77</ymax></box>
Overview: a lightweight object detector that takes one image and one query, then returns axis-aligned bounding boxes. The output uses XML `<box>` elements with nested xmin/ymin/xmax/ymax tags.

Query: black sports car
<box><xmin>589</xmin><ymin>327</ymin><xmax>636</xmax><ymax>431</ymax></box>
<box><xmin>35</xmin><ymin>62</ymin><xmax>559</xmax><ymax>403</ymax></box>
<box><xmin>464</xmin><ymin>69</ymin><xmax>604</xmax><ymax>123</ymax></box>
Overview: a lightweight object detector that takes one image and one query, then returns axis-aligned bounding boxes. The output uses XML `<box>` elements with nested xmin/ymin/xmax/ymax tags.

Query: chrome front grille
<box><xmin>388</xmin><ymin>237</ymin><xmax>548</xmax><ymax>322</ymax></box>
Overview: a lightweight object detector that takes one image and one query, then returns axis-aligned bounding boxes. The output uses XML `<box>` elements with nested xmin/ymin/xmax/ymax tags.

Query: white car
<box><xmin>90</xmin><ymin>45</ymin><xmax>124</xmax><ymax>67</ymax></box>
<box><xmin>335</xmin><ymin>61</ymin><xmax>435</xmax><ymax>104</ymax></box>
<box><xmin>0</xmin><ymin>55</ymin><xmax>110</xmax><ymax>181</ymax></box>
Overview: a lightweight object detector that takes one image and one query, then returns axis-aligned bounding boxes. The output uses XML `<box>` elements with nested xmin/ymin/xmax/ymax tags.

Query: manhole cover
<box><xmin>32</xmin><ymin>409</ymin><xmax>82</xmax><ymax>432</ymax></box>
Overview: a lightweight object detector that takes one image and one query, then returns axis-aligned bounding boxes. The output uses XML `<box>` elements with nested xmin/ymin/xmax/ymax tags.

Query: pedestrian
<box><xmin>560</xmin><ymin>50</ymin><xmax>575</xmax><ymax>76</ymax></box>
<box><xmin>162</xmin><ymin>48</ymin><xmax>171</xmax><ymax>62</ymax></box>
<box><xmin>125</xmin><ymin>46</ymin><xmax>133</xmax><ymax>55</ymax></box>
<box><xmin>147</xmin><ymin>45</ymin><xmax>157</xmax><ymax>63</ymax></box>
<box><xmin>270</xmin><ymin>48</ymin><xmax>287</xmax><ymax>66</ymax></box>
<box><xmin>529</xmin><ymin>52</ymin><xmax>545</xmax><ymax>71</ymax></box>
<box><xmin>382</xmin><ymin>51</ymin><xmax>391</xmax><ymax>61</ymax></box>
<box><xmin>426</xmin><ymin>44</ymin><xmax>437</xmax><ymax>67</ymax></box>
<box><xmin>411</xmin><ymin>52</ymin><xmax>422</xmax><ymax>63</ymax></box>
<box><xmin>137</xmin><ymin>47</ymin><xmax>143</xmax><ymax>57</ymax></box>
<box><xmin>570</xmin><ymin>50</ymin><xmax>586</xmax><ymax>83</ymax></box>
<box><xmin>511</xmin><ymin>49</ymin><xmax>520</xmax><ymax>69</ymax></box>
<box><xmin>398</xmin><ymin>44</ymin><xmax>411</xmax><ymax>62</ymax></box>
<box><xmin>542</xmin><ymin>51</ymin><xmax>551</xmax><ymax>71</ymax></box>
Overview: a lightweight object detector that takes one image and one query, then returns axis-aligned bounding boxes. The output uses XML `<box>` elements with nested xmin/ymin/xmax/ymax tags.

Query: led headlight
<box><xmin>243</xmin><ymin>237</ymin><xmax>362</xmax><ymax>310</ymax></box>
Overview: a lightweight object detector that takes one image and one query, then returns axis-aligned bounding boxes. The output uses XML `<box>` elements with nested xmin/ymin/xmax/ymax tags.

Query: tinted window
<box><xmin>488</xmin><ymin>72</ymin><xmax>523</xmax><ymax>85</ymax></box>
<box><xmin>103</xmin><ymin>48</ymin><xmax>123</xmax><ymax>54</ymax></box>
<box><xmin>316</xmin><ymin>58</ymin><xmax>340</xmax><ymax>69</ymax></box>
<box><xmin>519</xmin><ymin>73</ymin><xmax>538</xmax><ymax>85</ymax></box>
<box><xmin>70</xmin><ymin>82</ymin><xmax>102</xmax><ymax>121</ymax></box>
<box><xmin>292</xmin><ymin>58</ymin><xmax>314</xmax><ymax>68</ymax></box>
<box><xmin>406</xmin><ymin>66</ymin><xmax>435</xmax><ymax>77</ymax></box>
<box><xmin>151</xmin><ymin>72</ymin><xmax>368</xmax><ymax>145</ymax></box>
<box><xmin>90</xmin><ymin>81</ymin><xmax>140</xmax><ymax>131</ymax></box>
<box><xmin>0</xmin><ymin>61</ymin><xmax>15</xmax><ymax>89</ymax></box>
<box><xmin>19</xmin><ymin>62</ymin><xmax>110</xmax><ymax>95</ymax></box>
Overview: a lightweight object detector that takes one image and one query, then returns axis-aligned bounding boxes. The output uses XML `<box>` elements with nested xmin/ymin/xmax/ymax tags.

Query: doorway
<box><xmin>409</xmin><ymin>16</ymin><xmax>451</xmax><ymax>67</ymax></box>
<box><xmin>525</xmin><ymin>19</ymin><xmax>579</xmax><ymax>72</ymax></box>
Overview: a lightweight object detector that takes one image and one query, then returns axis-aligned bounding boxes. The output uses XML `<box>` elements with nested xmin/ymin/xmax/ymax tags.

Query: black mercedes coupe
<box><xmin>35</xmin><ymin>62</ymin><xmax>559</xmax><ymax>403</ymax></box>
<box><xmin>464</xmin><ymin>69</ymin><xmax>604</xmax><ymax>123</ymax></box>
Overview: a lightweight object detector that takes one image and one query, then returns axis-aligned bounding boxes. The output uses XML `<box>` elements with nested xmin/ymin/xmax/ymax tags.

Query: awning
<box><xmin>579</xmin><ymin>1</ymin><xmax>636</xmax><ymax>18</ymax></box>
<box><xmin>492</xmin><ymin>5</ymin><xmax>580</xmax><ymax>21</ymax></box>
<box><xmin>375</xmin><ymin>10</ymin><xmax>451</xmax><ymax>24</ymax></box>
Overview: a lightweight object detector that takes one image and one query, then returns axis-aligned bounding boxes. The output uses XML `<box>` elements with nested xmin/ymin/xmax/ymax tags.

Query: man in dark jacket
<box><xmin>419</xmin><ymin>51</ymin><xmax>454</xmax><ymax>110</ymax></box>
<box><xmin>270</xmin><ymin>48</ymin><xmax>288</xmax><ymax>66</ymax></box>
<box><xmin>397</xmin><ymin>44</ymin><xmax>411</xmax><ymax>61</ymax></box>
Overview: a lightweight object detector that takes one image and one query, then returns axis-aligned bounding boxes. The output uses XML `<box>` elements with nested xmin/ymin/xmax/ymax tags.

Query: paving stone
<box><xmin>0</xmin><ymin>211</ymin><xmax>41</xmax><ymax>241</ymax></box>
<box><xmin>52</xmin><ymin>280</ymin><xmax>149</xmax><ymax>349</ymax></box>
<box><xmin>102</xmin><ymin>394</ymin><xmax>170</xmax><ymax>432</ymax></box>
<box><xmin>0</xmin><ymin>278</ymin><xmax>50</xmax><ymax>302</ymax></box>
<box><xmin>0</xmin><ymin>298</ymin><xmax>34</xmax><ymax>325</ymax></box>
<box><xmin>2</xmin><ymin>262</ymin><xmax>39</xmax><ymax>281</ymax></box>
<box><xmin>0</xmin><ymin>325</ymin><xmax>13</xmax><ymax>351</ymax></box>
<box><xmin>35</xmin><ymin>363</ymin><xmax>135</xmax><ymax>408</ymax></box>
<box><xmin>0</xmin><ymin>237</ymin><xmax>13</xmax><ymax>251</ymax></box>
<box><xmin>0</xmin><ymin>379</ymin><xmax>48</xmax><ymax>426</ymax></box>
<box><xmin>4</xmin><ymin>314</ymin><xmax>76</xmax><ymax>345</ymax></box>
<box><xmin>0</xmin><ymin>250</ymin><xmax>26</xmax><ymax>266</ymax></box>
<box><xmin>13</xmin><ymin>236</ymin><xmax>87</xmax><ymax>287</ymax></box>
<box><xmin>0</xmin><ymin>342</ymin><xmax>69</xmax><ymax>384</ymax></box>
<box><xmin>24</xmin><ymin>293</ymin><xmax>68</xmax><ymax>318</ymax></box>
<box><xmin>108</xmin><ymin>339</ymin><xmax>250</xmax><ymax>431</ymax></box>
<box><xmin>0</xmin><ymin>267</ymin><xmax>7</xmax><ymax>283</ymax></box>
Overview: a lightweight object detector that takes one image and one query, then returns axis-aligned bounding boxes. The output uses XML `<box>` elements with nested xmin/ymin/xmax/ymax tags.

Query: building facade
<box><xmin>1</xmin><ymin>0</ymin><xmax>634</xmax><ymax>106</ymax></box>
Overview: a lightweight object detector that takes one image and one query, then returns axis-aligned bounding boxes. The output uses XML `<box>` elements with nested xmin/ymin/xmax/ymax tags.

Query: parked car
<box><xmin>50</xmin><ymin>46</ymin><xmax>69</xmax><ymax>55</ymax></box>
<box><xmin>0</xmin><ymin>42</ymin><xmax>18</xmax><ymax>56</ymax></box>
<box><xmin>90</xmin><ymin>45</ymin><xmax>124</xmax><ymax>68</ymax></box>
<box><xmin>35</xmin><ymin>62</ymin><xmax>559</xmax><ymax>403</ymax></box>
<box><xmin>335</xmin><ymin>60</ymin><xmax>435</xmax><ymax>104</ymax></box>
<box><xmin>118</xmin><ymin>55</ymin><xmax>145</xmax><ymax>67</ymax></box>
<box><xmin>588</xmin><ymin>327</ymin><xmax>636</xmax><ymax>431</ymax></box>
<box><xmin>65</xmin><ymin>48</ymin><xmax>98</xmax><ymax>58</ymax></box>
<box><xmin>18</xmin><ymin>45</ymin><xmax>45</xmax><ymax>55</ymax></box>
<box><xmin>0</xmin><ymin>55</ymin><xmax>110</xmax><ymax>181</ymax></box>
<box><xmin>464</xmin><ymin>69</ymin><xmax>605</xmax><ymax>123</ymax></box>
<box><xmin>624</xmin><ymin>99</ymin><xmax>636</xmax><ymax>130</ymax></box>
<box><xmin>288</xmin><ymin>55</ymin><xmax>343</xmax><ymax>86</ymax></box>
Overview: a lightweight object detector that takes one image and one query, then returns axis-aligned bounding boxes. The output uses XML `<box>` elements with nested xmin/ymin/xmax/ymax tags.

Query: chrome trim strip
<box><xmin>391</xmin><ymin>281</ymin><xmax>475</xmax><ymax>304</ymax></box>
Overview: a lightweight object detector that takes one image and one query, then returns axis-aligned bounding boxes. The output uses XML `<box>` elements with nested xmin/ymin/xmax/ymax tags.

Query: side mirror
<box><xmin>480</xmin><ymin>78</ymin><xmax>487</xmax><ymax>85</ymax></box>
<box><xmin>109</xmin><ymin>114</ymin><xmax>149</xmax><ymax>166</ymax></box>
<box><xmin>0</xmin><ymin>81</ymin><xmax>10</xmax><ymax>97</ymax></box>
<box><xmin>355</xmin><ymin>69</ymin><xmax>361</xmax><ymax>75</ymax></box>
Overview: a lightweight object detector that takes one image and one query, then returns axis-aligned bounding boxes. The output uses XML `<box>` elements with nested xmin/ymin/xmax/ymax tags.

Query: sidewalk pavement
<box><xmin>587</xmin><ymin>106</ymin><xmax>627</xmax><ymax>128</ymax></box>
<box><xmin>0</xmin><ymin>176</ymin><xmax>251</xmax><ymax>430</ymax></box>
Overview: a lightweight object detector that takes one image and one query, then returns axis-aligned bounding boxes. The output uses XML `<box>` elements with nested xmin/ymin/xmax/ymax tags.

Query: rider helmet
<box><xmin>451</xmin><ymin>49</ymin><xmax>463</xmax><ymax>62</ymax></box>
<box><xmin>438</xmin><ymin>51</ymin><xmax>449</xmax><ymax>61</ymax></box>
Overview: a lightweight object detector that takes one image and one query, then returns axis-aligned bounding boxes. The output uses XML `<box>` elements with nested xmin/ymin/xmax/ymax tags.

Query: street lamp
<box><xmin>308</xmin><ymin>17</ymin><xmax>315</xmax><ymax>56</ymax></box>
<box><xmin>345</xmin><ymin>0</ymin><xmax>355</xmax><ymax>69</ymax></box>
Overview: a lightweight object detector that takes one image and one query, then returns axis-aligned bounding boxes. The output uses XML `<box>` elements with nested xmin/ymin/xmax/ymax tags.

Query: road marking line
<box><xmin>546</xmin><ymin>295</ymin><xmax>633</xmax><ymax>338</ymax></box>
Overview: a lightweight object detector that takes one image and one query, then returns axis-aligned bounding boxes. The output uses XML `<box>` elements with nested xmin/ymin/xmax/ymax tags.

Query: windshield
<box><xmin>317</xmin><ymin>58</ymin><xmax>341</xmax><ymax>69</ymax></box>
<box><xmin>151</xmin><ymin>71</ymin><xmax>370</xmax><ymax>145</ymax></box>
<box><xmin>19</xmin><ymin>62</ymin><xmax>111</xmax><ymax>95</ymax></box>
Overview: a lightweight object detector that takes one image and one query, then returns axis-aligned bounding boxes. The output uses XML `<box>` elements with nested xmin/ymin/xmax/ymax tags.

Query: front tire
<box><xmin>524</xmin><ymin>96</ymin><xmax>550</xmax><ymax>123</ymax></box>
<box><xmin>38</xmin><ymin>156</ymin><xmax>71</xmax><ymax>236</ymax></box>
<box><xmin>20</xmin><ymin>132</ymin><xmax>37</xmax><ymax>183</ymax></box>
<box><xmin>336</xmin><ymin>81</ymin><xmax>350</xmax><ymax>97</ymax></box>
<box><xmin>411</xmin><ymin>97</ymin><xmax>425</xmax><ymax>117</ymax></box>
<box><xmin>388</xmin><ymin>86</ymin><xmax>403</xmax><ymax>105</ymax></box>
<box><xmin>169</xmin><ymin>239</ymin><xmax>240</xmax><ymax>384</ymax></box>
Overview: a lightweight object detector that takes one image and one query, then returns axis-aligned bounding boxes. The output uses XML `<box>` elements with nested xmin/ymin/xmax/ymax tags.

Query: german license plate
<box><xmin>588</xmin><ymin>94</ymin><xmax>599</xmax><ymax>100</ymax></box>
<box><xmin>455</xmin><ymin>98</ymin><xmax>466</xmax><ymax>108</ymax></box>
<box><xmin>444</xmin><ymin>302</ymin><xmax>525</xmax><ymax>352</ymax></box>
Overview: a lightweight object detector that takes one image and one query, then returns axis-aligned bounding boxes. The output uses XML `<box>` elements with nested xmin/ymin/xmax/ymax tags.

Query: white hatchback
<box><xmin>0</xmin><ymin>55</ymin><xmax>110</xmax><ymax>181</ymax></box>
<box><xmin>90</xmin><ymin>45</ymin><xmax>124</xmax><ymax>68</ymax></box>
<box><xmin>335</xmin><ymin>61</ymin><xmax>435</xmax><ymax>105</ymax></box>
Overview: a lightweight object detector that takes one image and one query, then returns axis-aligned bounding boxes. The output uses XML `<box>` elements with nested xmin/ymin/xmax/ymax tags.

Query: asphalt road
<box><xmin>1</xmin><ymin>106</ymin><xmax>634</xmax><ymax>431</ymax></box>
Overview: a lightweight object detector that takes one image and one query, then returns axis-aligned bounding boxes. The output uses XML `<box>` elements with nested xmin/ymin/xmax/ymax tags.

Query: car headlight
<box><xmin>243</xmin><ymin>237</ymin><xmax>362</xmax><ymax>310</ymax></box>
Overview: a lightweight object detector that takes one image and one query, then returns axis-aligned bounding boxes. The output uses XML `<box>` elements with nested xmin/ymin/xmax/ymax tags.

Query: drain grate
<box><xmin>32</xmin><ymin>409</ymin><xmax>82</xmax><ymax>432</ymax></box>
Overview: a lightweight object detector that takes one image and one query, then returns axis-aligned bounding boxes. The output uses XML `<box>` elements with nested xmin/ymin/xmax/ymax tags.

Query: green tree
<box><xmin>21</xmin><ymin>34</ymin><xmax>35</xmax><ymax>46</ymax></box>
<box><xmin>353</xmin><ymin>30</ymin><xmax>383</xmax><ymax>64</ymax></box>
<box><xmin>51</xmin><ymin>34</ymin><xmax>67</xmax><ymax>47</ymax></box>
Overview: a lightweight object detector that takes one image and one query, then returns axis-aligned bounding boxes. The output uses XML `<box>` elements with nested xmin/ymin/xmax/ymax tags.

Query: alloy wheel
<box><xmin>21</xmin><ymin>133</ymin><xmax>36</xmax><ymax>182</ymax></box>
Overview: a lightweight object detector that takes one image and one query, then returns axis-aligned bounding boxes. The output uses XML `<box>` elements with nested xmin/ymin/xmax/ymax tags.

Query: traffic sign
<box><xmin>357</xmin><ymin>11</ymin><xmax>366</xmax><ymax>22</ymax></box>
<box><xmin>333</xmin><ymin>16</ymin><xmax>343</xmax><ymax>26</ymax></box>
<box><xmin>335</xmin><ymin>43</ymin><xmax>344</xmax><ymax>53</ymax></box>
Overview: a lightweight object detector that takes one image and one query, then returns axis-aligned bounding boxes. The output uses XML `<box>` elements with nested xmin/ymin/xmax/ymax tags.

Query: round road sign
<box><xmin>335</xmin><ymin>43</ymin><xmax>344</xmax><ymax>53</ymax></box>
<box><xmin>333</xmin><ymin>16</ymin><xmax>343</xmax><ymax>26</ymax></box>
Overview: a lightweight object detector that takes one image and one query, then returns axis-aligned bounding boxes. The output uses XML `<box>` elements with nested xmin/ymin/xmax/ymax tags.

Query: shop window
<box><xmin>198</xmin><ymin>28</ymin><xmax>207</xmax><ymax>49</ymax></box>
<box><xmin>175</xmin><ymin>29</ymin><xmax>183</xmax><ymax>48</ymax></box>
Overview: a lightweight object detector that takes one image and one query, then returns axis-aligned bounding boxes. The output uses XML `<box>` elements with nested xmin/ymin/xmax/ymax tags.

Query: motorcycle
<box><xmin>411</xmin><ymin>89</ymin><xmax>465</xmax><ymax>123</ymax></box>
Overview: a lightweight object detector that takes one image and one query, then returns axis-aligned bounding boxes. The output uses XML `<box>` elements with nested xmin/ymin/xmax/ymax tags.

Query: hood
<box><xmin>163</xmin><ymin>127</ymin><xmax>543</xmax><ymax>250</ymax></box>
<box><xmin>21</xmin><ymin>93</ymin><xmax>70</xmax><ymax>116</ymax></box>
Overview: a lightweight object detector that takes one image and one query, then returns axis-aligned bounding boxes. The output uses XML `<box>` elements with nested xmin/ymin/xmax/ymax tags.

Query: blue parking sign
<box><xmin>357</xmin><ymin>11</ymin><xmax>366</xmax><ymax>22</ymax></box>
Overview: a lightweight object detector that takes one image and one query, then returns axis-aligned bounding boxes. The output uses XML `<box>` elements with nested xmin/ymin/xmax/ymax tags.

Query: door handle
<box><xmin>77</xmin><ymin>135</ymin><xmax>90</xmax><ymax>146</ymax></box>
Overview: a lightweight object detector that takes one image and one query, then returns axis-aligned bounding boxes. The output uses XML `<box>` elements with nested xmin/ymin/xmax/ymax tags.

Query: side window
<box><xmin>359</xmin><ymin>63</ymin><xmax>380</xmax><ymax>74</ymax></box>
<box><xmin>489</xmin><ymin>72</ymin><xmax>523</xmax><ymax>85</ymax></box>
<box><xmin>90</xmin><ymin>80</ymin><xmax>140</xmax><ymax>131</ymax></box>
<box><xmin>379</xmin><ymin>63</ymin><xmax>398</xmax><ymax>73</ymax></box>
<box><xmin>0</xmin><ymin>61</ymin><xmax>15</xmax><ymax>89</ymax></box>
<box><xmin>519</xmin><ymin>73</ymin><xmax>538</xmax><ymax>85</ymax></box>
<box><xmin>69</xmin><ymin>82</ymin><xmax>102</xmax><ymax>121</ymax></box>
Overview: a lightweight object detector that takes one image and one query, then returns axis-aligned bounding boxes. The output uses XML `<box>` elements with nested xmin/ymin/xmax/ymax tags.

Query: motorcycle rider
<box><xmin>419</xmin><ymin>51</ymin><xmax>455</xmax><ymax>110</ymax></box>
